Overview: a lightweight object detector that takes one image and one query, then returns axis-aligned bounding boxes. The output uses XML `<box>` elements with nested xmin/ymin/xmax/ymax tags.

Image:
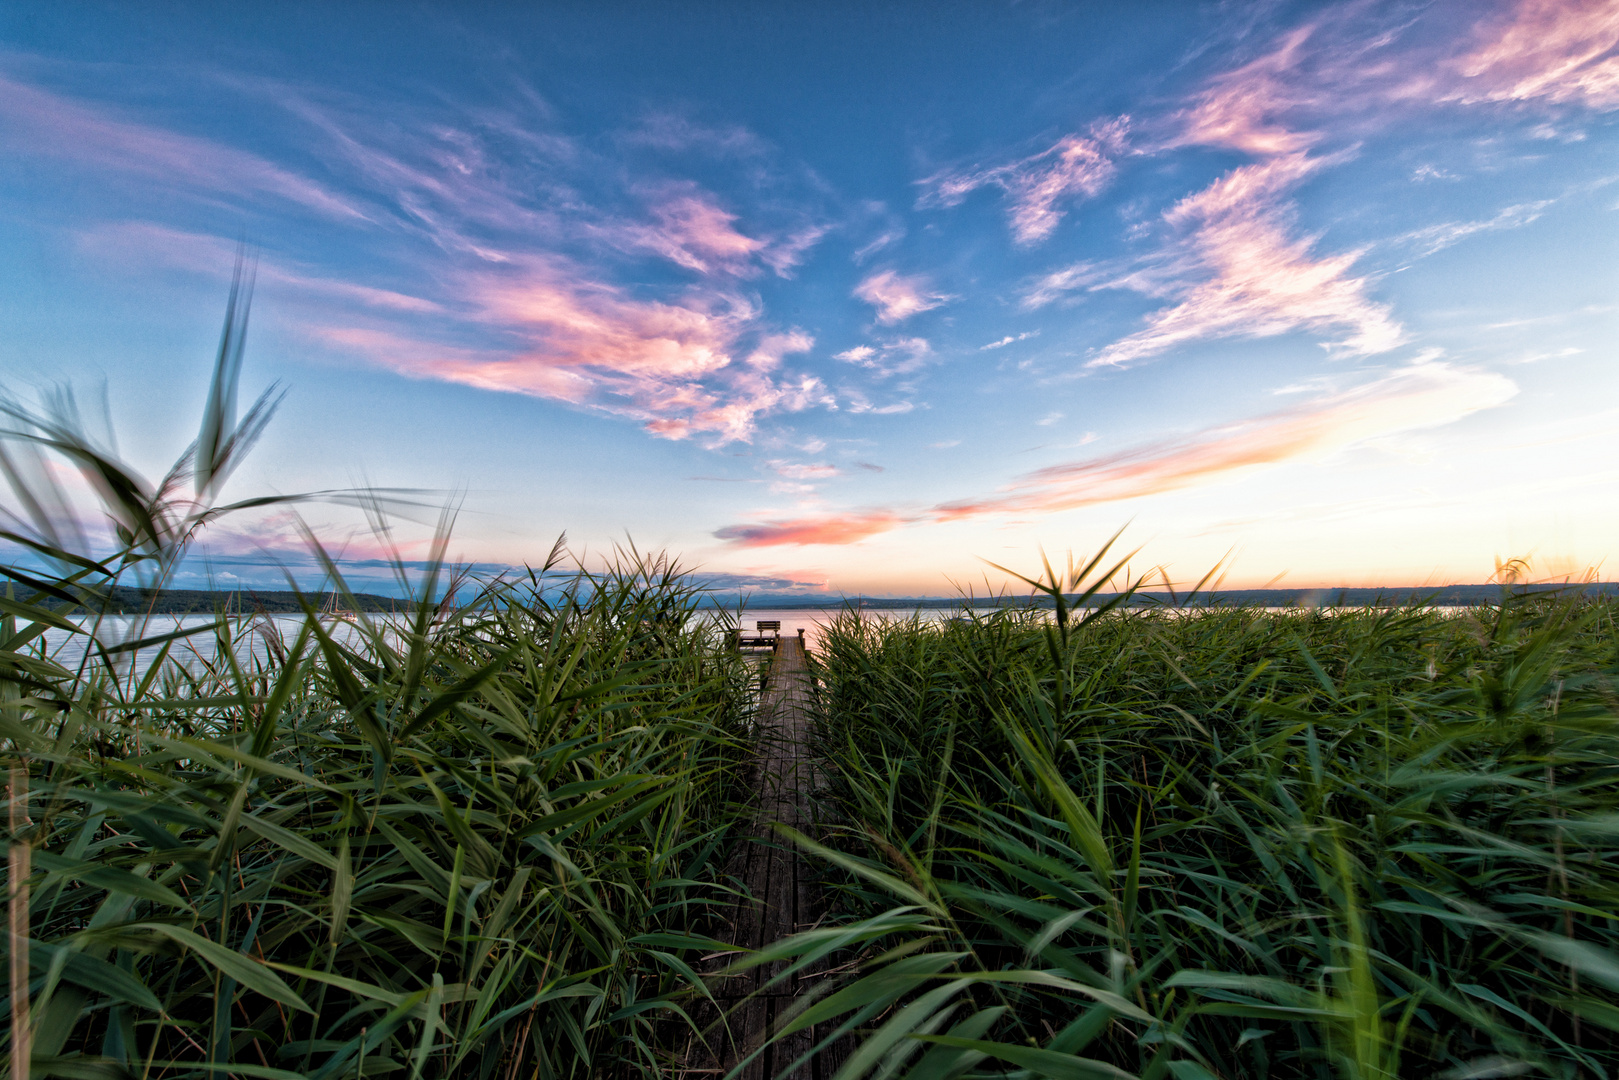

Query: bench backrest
<box><xmin>756</xmin><ymin>620</ymin><xmax>781</xmax><ymax>632</ymax></box>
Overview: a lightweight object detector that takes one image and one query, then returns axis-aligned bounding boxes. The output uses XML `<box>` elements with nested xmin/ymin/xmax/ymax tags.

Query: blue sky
<box><xmin>1</xmin><ymin>0</ymin><xmax>1617</xmax><ymax>596</ymax></box>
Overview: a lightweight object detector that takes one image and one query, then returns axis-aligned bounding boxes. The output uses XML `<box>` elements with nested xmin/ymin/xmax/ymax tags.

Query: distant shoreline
<box><xmin>24</xmin><ymin>586</ymin><xmax>409</xmax><ymax>615</ymax></box>
<box><xmin>25</xmin><ymin>580</ymin><xmax>1618</xmax><ymax>615</ymax></box>
<box><xmin>700</xmin><ymin>582</ymin><xmax>1619</xmax><ymax>610</ymax></box>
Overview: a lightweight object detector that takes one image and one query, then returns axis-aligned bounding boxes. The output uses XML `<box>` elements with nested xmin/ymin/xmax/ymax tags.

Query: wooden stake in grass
<box><xmin>8</xmin><ymin>760</ymin><xmax>30</xmax><ymax>1080</ymax></box>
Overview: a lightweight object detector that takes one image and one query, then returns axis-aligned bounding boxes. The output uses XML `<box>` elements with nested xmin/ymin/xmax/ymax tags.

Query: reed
<box><xmin>0</xmin><ymin>278</ymin><xmax>761</xmax><ymax>1080</ymax></box>
<box><xmin>11</xmin><ymin>279</ymin><xmax>1619</xmax><ymax>1080</ymax></box>
<box><xmin>2</xmin><ymin>550</ymin><xmax>758</xmax><ymax>1080</ymax></box>
<box><xmin>764</xmin><ymin>547</ymin><xmax>1619</xmax><ymax>1079</ymax></box>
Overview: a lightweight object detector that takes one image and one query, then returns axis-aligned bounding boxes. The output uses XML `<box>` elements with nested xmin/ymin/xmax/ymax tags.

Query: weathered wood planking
<box><xmin>683</xmin><ymin>636</ymin><xmax>850</xmax><ymax>1080</ymax></box>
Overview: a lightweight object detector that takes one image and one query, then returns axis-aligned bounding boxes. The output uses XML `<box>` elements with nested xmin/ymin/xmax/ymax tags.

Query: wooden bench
<box><xmin>731</xmin><ymin>620</ymin><xmax>782</xmax><ymax>651</ymax></box>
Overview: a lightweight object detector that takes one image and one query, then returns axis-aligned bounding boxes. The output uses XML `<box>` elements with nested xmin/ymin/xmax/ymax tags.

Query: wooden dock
<box><xmin>683</xmin><ymin>635</ymin><xmax>849</xmax><ymax>1080</ymax></box>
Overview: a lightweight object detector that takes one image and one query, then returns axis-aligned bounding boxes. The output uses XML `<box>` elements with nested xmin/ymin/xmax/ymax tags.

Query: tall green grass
<box><xmin>777</xmin><ymin>550</ymin><xmax>1619</xmax><ymax>1080</ymax></box>
<box><xmin>13</xmin><ymin>276</ymin><xmax>1619</xmax><ymax>1080</ymax></box>
<box><xmin>4</xmin><ymin>552</ymin><xmax>759</xmax><ymax>1080</ymax></box>
<box><xmin>0</xmin><ymin>276</ymin><xmax>762</xmax><ymax>1080</ymax></box>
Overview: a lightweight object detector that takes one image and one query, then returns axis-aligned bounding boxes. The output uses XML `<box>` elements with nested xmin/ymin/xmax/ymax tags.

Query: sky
<box><xmin>1</xmin><ymin>0</ymin><xmax>1616</xmax><ymax>598</ymax></box>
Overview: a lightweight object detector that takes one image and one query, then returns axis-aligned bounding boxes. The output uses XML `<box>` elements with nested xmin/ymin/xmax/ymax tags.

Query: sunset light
<box><xmin>1</xmin><ymin>1</ymin><xmax>1614</xmax><ymax>592</ymax></box>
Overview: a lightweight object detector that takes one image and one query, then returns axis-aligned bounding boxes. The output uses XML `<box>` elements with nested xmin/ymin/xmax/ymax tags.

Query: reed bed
<box><xmin>10</xmin><ymin>283</ymin><xmax>1619</xmax><ymax>1080</ymax></box>
<box><xmin>0</xmin><ymin>277</ymin><xmax>762</xmax><ymax>1080</ymax></box>
<box><xmin>2</xmin><ymin>554</ymin><xmax>761</xmax><ymax>1080</ymax></box>
<box><xmin>779</xmin><ymin>554</ymin><xmax>1619</xmax><ymax>1080</ymax></box>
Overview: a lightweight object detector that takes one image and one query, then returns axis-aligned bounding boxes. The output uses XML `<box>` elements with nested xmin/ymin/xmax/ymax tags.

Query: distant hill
<box><xmin>24</xmin><ymin>586</ymin><xmax>411</xmax><ymax>615</ymax></box>
<box><xmin>701</xmin><ymin>582</ymin><xmax>1619</xmax><ymax>610</ymax></box>
<box><xmin>23</xmin><ymin>580</ymin><xmax>1616</xmax><ymax>616</ymax></box>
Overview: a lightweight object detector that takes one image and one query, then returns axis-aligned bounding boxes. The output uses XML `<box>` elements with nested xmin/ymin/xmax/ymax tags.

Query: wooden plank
<box><xmin>680</xmin><ymin>636</ymin><xmax>852</xmax><ymax>1080</ymax></box>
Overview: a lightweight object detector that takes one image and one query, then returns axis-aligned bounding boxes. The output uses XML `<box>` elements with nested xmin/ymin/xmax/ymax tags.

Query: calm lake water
<box><xmin>709</xmin><ymin>606</ymin><xmax>1009</xmax><ymax>653</ymax></box>
<box><xmin>36</xmin><ymin>602</ymin><xmax>1478</xmax><ymax>678</ymax></box>
<box><xmin>33</xmin><ymin>606</ymin><xmax>996</xmax><ymax>677</ymax></box>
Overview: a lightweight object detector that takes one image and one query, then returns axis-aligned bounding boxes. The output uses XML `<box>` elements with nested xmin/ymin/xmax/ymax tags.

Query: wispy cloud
<box><xmin>16</xmin><ymin>70</ymin><xmax>843</xmax><ymax>446</ymax></box>
<box><xmin>0</xmin><ymin>73</ymin><xmax>367</xmax><ymax>220</ymax></box>
<box><xmin>1000</xmin><ymin>2</ymin><xmax>1619</xmax><ymax>375</ymax></box>
<box><xmin>1077</xmin><ymin>0</ymin><xmax>1619</xmax><ymax>369</ymax></box>
<box><xmin>1173</xmin><ymin>26</ymin><xmax>1322</xmax><ymax>156</ymax></box>
<box><xmin>314</xmin><ymin>324</ymin><xmax>591</xmax><ymax>404</ymax></box>
<box><xmin>1452</xmin><ymin>0</ymin><xmax>1619</xmax><ymax>109</ymax></box>
<box><xmin>1411</xmin><ymin>164</ymin><xmax>1461</xmax><ymax>182</ymax></box>
<box><xmin>692</xmin><ymin>569</ymin><xmax>830</xmax><ymax>593</ymax></box>
<box><xmin>79</xmin><ymin>222</ymin><xmax>441</xmax><ymax>312</ymax></box>
<box><xmin>713</xmin><ymin>511</ymin><xmax>904</xmax><ymax>547</ymax></box>
<box><xmin>853</xmin><ymin>227</ymin><xmax>904</xmax><ymax>264</ymax></box>
<box><xmin>981</xmin><ymin>330</ymin><xmax>1039</xmax><ymax>350</ymax></box>
<box><xmin>853</xmin><ymin>270</ymin><xmax>953</xmax><ymax>324</ymax></box>
<box><xmin>768</xmin><ymin>460</ymin><xmax>840</xmax><ymax>480</ymax></box>
<box><xmin>841</xmin><ymin>390</ymin><xmax>916</xmax><ymax>415</ymax></box>
<box><xmin>1019</xmin><ymin>263</ymin><xmax>1106</xmax><ymax>310</ymax></box>
<box><xmin>935</xmin><ymin>363</ymin><xmax>1513</xmax><ymax>519</ymax></box>
<box><xmin>1395</xmin><ymin>200</ymin><xmax>1553</xmax><ymax>258</ymax></box>
<box><xmin>759</xmin><ymin>224</ymin><xmax>830</xmax><ymax>276</ymax></box>
<box><xmin>717</xmin><ymin>362</ymin><xmax>1515</xmax><ymax>545</ymax></box>
<box><xmin>834</xmin><ymin>337</ymin><xmax>931</xmax><ymax>378</ymax></box>
<box><xmin>607</xmin><ymin>191</ymin><xmax>763</xmax><ymax>275</ymax></box>
<box><xmin>919</xmin><ymin>119</ymin><xmax>1128</xmax><ymax>245</ymax></box>
<box><xmin>598</xmin><ymin>190</ymin><xmax>825</xmax><ymax>278</ymax></box>
<box><xmin>618</xmin><ymin>112</ymin><xmax>770</xmax><ymax>157</ymax></box>
<box><xmin>1040</xmin><ymin>19</ymin><xmax>1408</xmax><ymax>369</ymax></box>
<box><xmin>319</xmin><ymin>258</ymin><xmax>833</xmax><ymax>442</ymax></box>
<box><xmin>1088</xmin><ymin>154</ymin><xmax>1403</xmax><ymax>368</ymax></box>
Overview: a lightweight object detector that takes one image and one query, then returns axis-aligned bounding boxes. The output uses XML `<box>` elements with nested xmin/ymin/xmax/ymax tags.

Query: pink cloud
<box><xmin>853</xmin><ymin>270</ymin><xmax>952</xmax><ymax>324</ymax></box>
<box><xmin>1175</xmin><ymin>27</ymin><xmax>1322</xmax><ymax>156</ymax></box>
<box><xmin>716</xmin><ymin>363</ymin><xmax>1514</xmax><ymax>544</ymax></box>
<box><xmin>313</xmin><ymin>324</ymin><xmax>596</xmax><ymax>403</ymax></box>
<box><xmin>0</xmin><ymin>74</ymin><xmax>366</xmax><ymax>220</ymax></box>
<box><xmin>1087</xmin><ymin>153</ymin><xmax>1402</xmax><ymax>368</ymax></box>
<box><xmin>936</xmin><ymin>363</ymin><xmax>1514</xmax><ymax>519</ymax></box>
<box><xmin>769</xmin><ymin>461</ymin><xmax>840</xmax><ymax>480</ymax></box>
<box><xmin>758</xmin><ymin>224</ymin><xmax>830</xmax><ymax>276</ymax></box>
<box><xmin>194</xmin><ymin>513</ymin><xmax>440</xmax><ymax>565</ymax></box>
<box><xmin>920</xmin><ymin>119</ymin><xmax>1127</xmax><ymax>245</ymax></box>
<box><xmin>259</xmin><ymin>97</ymin><xmax>835</xmax><ymax>440</ymax></box>
<box><xmin>973</xmin><ymin>4</ymin><xmax>1617</xmax><ymax>374</ymax></box>
<box><xmin>282</xmin><ymin>87</ymin><xmax>821</xmax><ymax>284</ymax></box>
<box><xmin>610</xmin><ymin>192</ymin><xmax>764</xmax><ymax>275</ymax></box>
<box><xmin>1453</xmin><ymin>0</ymin><xmax>1619</xmax><ymax>109</ymax></box>
<box><xmin>320</xmin><ymin>263</ymin><xmax>830</xmax><ymax>443</ymax></box>
<box><xmin>1044</xmin><ymin>22</ymin><xmax>1409</xmax><ymax>368</ymax></box>
<box><xmin>78</xmin><ymin>223</ymin><xmax>440</xmax><ymax>313</ymax></box>
<box><xmin>746</xmin><ymin>330</ymin><xmax>815</xmax><ymax>371</ymax></box>
<box><xmin>15</xmin><ymin>72</ymin><xmax>841</xmax><ymax>448</ymax></box>
<box><xmin>713</xmin><ymin>511</ymin><xmax>905</xmax><ymax>547</ymax></box>
<box><xmin>475</xmin><ymin>264</ymin><xmax>746</xmax><ymax>380</ymax></box>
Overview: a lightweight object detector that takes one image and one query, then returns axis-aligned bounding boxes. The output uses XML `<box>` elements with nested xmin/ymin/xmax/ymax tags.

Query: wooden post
<box><xmin>9</xmin><ymin>760</ymin><xmax>30</xmax><ymax>1080</ymax></box>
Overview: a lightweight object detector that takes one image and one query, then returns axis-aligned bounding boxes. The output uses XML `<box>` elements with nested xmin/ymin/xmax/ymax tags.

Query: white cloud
<box><xmin>920</xmin><ymin>119</ymin><xmax>1128</xmax><ymax>245</ymax></box>
<box><xmin>853</xmin><ymin>270</ymin><xmax>953</xmax><ymax>324</ymax></box>
<box><xmin>981</xmin><ymin>330</ymin><xmax>1040</xmax><ymax>350</ymax></box>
